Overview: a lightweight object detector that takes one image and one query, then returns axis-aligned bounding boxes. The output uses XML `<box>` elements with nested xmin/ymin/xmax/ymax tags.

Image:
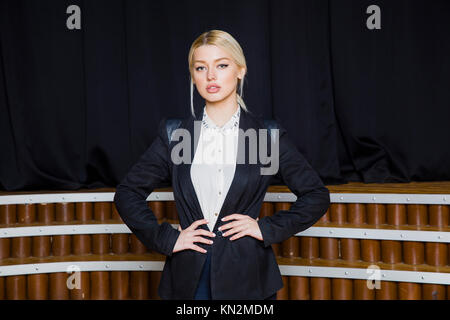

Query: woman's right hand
<box><xmin>173</xmin><ymin>219</ymin><xmax>215</xmax><ymax>254</ymax></box>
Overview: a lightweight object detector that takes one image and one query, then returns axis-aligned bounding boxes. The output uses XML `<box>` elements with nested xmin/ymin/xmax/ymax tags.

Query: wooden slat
<box><xmin>1</xmin><ymin>253</ymin><xmax>449</xmax><ymax>274</ymax></box>
<box><xmin>2</xmin><ymin>220</ymin><xmax>449</xmax><ymax>234</ymax></box>
<box><xmin>323</xmin><ymin>181</ymin><xmax>450</xmax><ymax>194</ymax></box>
<box><xmin>277</xmin><ymin>257</ymin><xmax>450</xmax><ymax>273</ymax></box>
<box><xmin>1</xmin><ymin>181</ymin><xmax>450</xmax><ymax>196</ymax></box>
<box><xmin>0</xmin><ymin>253</ymin><xmax>166</xmax><ymax>267</ymax></box>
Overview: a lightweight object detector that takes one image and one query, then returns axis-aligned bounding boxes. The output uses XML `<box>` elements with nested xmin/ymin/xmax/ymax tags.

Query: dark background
<box><xmin>1</xmin><ymin>0</ymin><xmax>449</xmax><ymax>191</ymax></box>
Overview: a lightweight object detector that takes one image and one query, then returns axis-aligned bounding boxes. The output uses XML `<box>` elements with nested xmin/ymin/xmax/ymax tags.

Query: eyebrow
<box><xmin>194</xmin><ymin>57</ymin><xmax>230</xmax><ymax>63</ymax></box>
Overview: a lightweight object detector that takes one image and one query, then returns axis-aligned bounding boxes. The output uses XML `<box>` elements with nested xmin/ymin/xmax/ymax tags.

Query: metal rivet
<box><xmin>382</xmin><ymin>274</ymin><xmax>386</xmax><ymax>277</ymax></box>
<box><xmin>421</xmin><ymin>276</ymin><xmax>425</xmax><ymax>280</ymax></box>
<box><xmin>372</xmin><ymin>196</ymin><xmax>376</xmax><ymax>201</ymax></box>
<box><xmin>406</xmin><ymin>198</ymin><xmax>410</xmax><ymax>201</ymax></box>
<box><xmin>340</xmin><ymin>196</ymin><xmax>344</xmax><ymax>200</ymax></box>
<box><xmin>329</xmin><ymin>230</ymin><xmax>333</xmax><ymax>234</ymax></box>
<box><xmin>105</xmin><ymin>265</ymin><xmax>110</xmax><ymax>269</ymax></box>
<box><xmin>35</xmin><ymin>267</ymin><xmax>39</xmax><ymax>271</ymax></box>
<box><xmin>277</xmin><ymin>195</ymin><xmax>281</xmax><ymax>199</ymax></box>
<box><xmin>364</xmin><ymin>232</ymin><xmax>368</xmax><ymax>236</ymax></box>
<box><xmin>156</xmin><ymin>195</ymin><xmax>160</xmax><ymax>199</ymax></box>
<box><xmin>345</xmin><ymin>271</ymin><xmax>349</xmax><ymax>275</ymax></box>
<box><xmin>308</xmin><ymin>269</ymin><xmax>312</xmax><ymax>273</ymax></box>
<box><xmin>139</xmin><ymin>265</ymin><xmax>143</xmax><ymax>269</ymax></box>
<box><xmin>62</xmin><ymin>197</ymin><xmax>65</xmax><ymax>200</ymax></box>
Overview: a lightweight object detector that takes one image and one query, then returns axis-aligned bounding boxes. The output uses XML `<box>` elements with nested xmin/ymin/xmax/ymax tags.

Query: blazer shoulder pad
<box><xmin>166</xmin><ymin>118</ymin><xmax>183</xmax><ymax>143</ymax></box>
<box><xmin>263</xmin><ymin>119</ymin><xmax>279</xmax><ymax>141</ymax></box>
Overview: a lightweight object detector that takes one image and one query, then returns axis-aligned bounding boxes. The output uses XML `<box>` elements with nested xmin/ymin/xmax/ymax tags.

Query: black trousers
<box><xmin>194</xmin><ymin>250</ymin><xmax>277</xmax><ymax>300</ymax></box>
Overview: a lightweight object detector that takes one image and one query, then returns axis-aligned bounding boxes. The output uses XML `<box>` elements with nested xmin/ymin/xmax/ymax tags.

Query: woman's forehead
<box><xmin>193</xmin><ymin>45</ymin><xmax>232</xmax><ymax>62</ymax></box>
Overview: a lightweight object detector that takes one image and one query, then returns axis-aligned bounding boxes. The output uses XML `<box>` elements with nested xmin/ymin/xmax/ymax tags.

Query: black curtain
<box><xmin>0</xmin><ymin>0</ymin><xmax>449</xmax><ymax>191</ymax></box>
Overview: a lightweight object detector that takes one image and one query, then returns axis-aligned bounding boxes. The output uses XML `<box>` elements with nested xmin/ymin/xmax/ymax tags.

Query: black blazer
<box><xmin>113</xmin><ymin>108</ymin><xmax>330</xmax><ymax>299</ymax></box>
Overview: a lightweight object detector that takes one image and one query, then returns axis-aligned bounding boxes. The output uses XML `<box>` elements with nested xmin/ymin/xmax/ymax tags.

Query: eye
<box><xmin>195</xmin><ymin>66</ymin><xmax>205</xmax><ymax>71</ymax></box>
<box><xmin>218</xmin><ymin>64</ymin><xmax>228</xmax><ymax>69</ymax></box>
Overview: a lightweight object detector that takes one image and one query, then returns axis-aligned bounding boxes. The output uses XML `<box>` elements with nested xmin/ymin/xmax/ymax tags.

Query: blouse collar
<box><xmin>202</xmin><ymin>104</ymin><xmax>241</xmax><ymax>131</ymax></box>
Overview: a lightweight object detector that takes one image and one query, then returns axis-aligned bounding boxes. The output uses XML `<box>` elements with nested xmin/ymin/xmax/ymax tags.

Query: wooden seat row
<box><xmin>0</xmin><ymin>182</ymin><xmax>449</xmax><ymax>299</ymax></box>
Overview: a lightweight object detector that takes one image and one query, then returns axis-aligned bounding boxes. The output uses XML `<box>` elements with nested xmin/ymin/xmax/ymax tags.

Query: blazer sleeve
<box><xmin>113</xmin><ymin>118</ymin><xmax>180</xmax><ymax>256</ymax></box>
<box><xmin>257</xmin><ymin>123</ymin><xmax>330</xmax><ymax>247</ymax></box>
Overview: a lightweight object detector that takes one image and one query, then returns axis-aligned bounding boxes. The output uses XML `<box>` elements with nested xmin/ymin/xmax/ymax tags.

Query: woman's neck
<box><xmin>205</xmin><ymin>95</ymin><xmax>239</xmax><ymax>128</ymax></box>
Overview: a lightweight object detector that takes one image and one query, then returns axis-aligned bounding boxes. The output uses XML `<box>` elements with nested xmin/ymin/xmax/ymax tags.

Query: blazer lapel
<box><xmin>173</xmin><ymin>114</ymin><xmax>204</xmax><ymax>224</ymax></box>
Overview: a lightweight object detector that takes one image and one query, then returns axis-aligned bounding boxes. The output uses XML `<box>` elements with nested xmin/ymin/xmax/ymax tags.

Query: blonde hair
<box><xmin>188</xmin><ymin>30</ymin><xmax>248</xmax><ymax>118</ymax></box>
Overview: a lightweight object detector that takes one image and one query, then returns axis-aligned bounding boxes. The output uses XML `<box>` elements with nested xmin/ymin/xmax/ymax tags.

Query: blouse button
<box><xmin>218</xmin><ymin>191</ymin><xmax>222</xmax><ymax>195</ymax></box>
<box><xmin>214</xmin><ymin>213</ymin><xmax>218</xmax><ymax>217</ymax></box>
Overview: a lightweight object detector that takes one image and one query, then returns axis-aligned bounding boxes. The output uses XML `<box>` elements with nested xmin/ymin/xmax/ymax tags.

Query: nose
<box><xmin>207</xmin><ymin>68</ymin><xmax>216</xmax><ymax>80</ymax></box>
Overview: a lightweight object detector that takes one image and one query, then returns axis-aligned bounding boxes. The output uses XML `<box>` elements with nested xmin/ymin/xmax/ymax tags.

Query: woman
<box><xmin>114</xmin><ymin>30</ymin><xmax>330</xmax><ymax>300</ymax></box>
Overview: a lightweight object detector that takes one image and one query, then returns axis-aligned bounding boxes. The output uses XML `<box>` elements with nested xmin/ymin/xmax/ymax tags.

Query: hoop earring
<box><xmin>190</xmin><ymin>79</ymin><xmax>195</xmax><ymax>118</ymax></box>
<box><xmin>239</xmin><ymin>78</ymin><xmax>244</xmax><ymax>98</ymax></box>
<box><xmin>239</xmin><ymin>82</ymin><xmax>243</xmax><ymax>98</ymax></box>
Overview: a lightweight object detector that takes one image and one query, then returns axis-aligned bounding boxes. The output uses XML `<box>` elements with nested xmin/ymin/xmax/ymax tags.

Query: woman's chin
<box><xmin>202</xmin><ymin>93</ymin><xmax>234</xmax><ymax>104</ymax></box>
<box><xmin>202</xmin><ymin>96</ymin><xmax>225</xmax><ymax>104</ymax></box>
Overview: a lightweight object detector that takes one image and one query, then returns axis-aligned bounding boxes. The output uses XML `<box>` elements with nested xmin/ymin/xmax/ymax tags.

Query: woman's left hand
<box><xmin>219</xmin><ymin>214</ymin><xmax>263</xmax><ymax>241</ymax></box>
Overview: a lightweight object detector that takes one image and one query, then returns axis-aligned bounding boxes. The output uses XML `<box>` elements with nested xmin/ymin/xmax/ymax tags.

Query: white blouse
<box><xmin>190</xmin><ymin>105</ymin><xmax>241</xmax><ymax>231</ymax></box>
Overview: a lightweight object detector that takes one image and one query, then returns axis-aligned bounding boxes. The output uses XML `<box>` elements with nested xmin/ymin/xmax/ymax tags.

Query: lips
<box><xmin>206</xmin><ymin>84</ymin><xmax>221</xmax><ymax>93</ymax></box>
